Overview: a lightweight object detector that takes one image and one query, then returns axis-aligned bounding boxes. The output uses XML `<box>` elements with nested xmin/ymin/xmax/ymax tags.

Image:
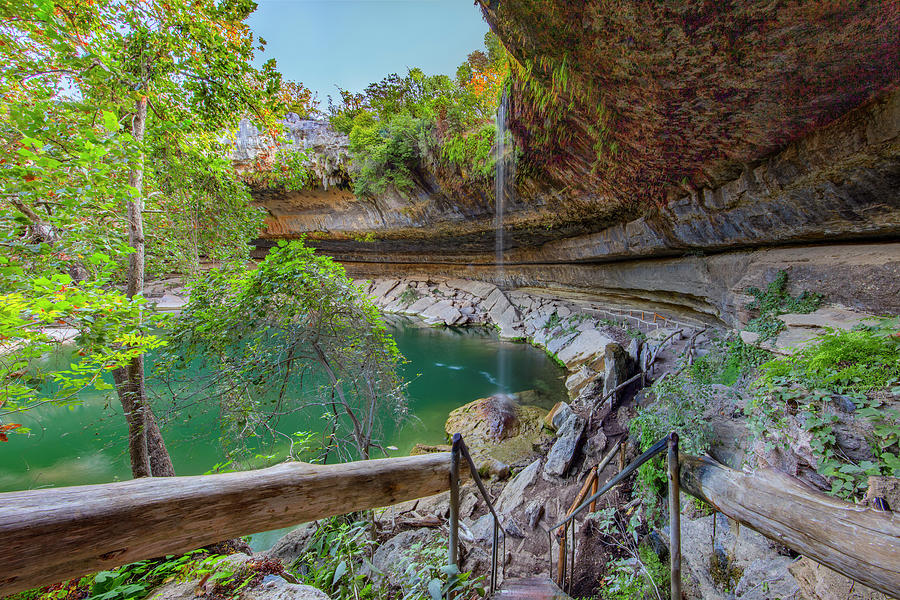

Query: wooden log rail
<box><xmin>0</xmin><ymin>453</ymin><xmax>455</xmax><ymax>596</ymax></box>
<box><xmin>680</xmin><ymin>454</ymin><xmax>900</xmax><ymax>597</ymax></box>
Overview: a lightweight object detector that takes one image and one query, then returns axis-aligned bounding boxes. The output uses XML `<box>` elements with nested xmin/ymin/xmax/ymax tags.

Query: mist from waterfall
<box><xmin>495</xmin><ymin>90</ymin><xmax>515</xmax><ymax>392</ymax></box>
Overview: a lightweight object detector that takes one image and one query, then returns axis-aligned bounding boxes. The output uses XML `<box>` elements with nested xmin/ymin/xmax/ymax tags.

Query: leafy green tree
<box><xmin>0</xmin><ymin>0</ymin><xmax>300</xmax><ymax>477</ymax></box>
<box><xmin>159</xmin><ymin>240</ymin><xmax>407</xmax><ymax>462</ymax></box>
<box><xmin>327</xmin><ymin>33</ymin><xmax>510</xmax><ymax>199</ymax></box>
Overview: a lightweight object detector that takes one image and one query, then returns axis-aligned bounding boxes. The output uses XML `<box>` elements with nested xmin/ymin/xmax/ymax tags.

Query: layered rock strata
<box><xmin>357</xmin><ymin>276</ymin><xmax>698</xmax><ymax>405</ymax></box>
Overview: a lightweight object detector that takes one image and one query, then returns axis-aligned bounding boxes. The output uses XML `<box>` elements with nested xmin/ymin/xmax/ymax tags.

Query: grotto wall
<box><xmin>238</xmin><ymin>0</ymin><xmax>900</xmax><ymax>326</ymax></box>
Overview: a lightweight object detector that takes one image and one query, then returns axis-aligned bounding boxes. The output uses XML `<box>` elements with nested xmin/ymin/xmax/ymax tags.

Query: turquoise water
<box><xmin>0</xmin><ymin>316</ymin><xmax>566</xmax><ymax>494</ymax></box>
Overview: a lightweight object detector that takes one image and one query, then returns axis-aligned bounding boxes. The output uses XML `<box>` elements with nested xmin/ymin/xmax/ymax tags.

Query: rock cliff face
<box><xmin>242</xmin><ymin>1</ymin><xmax>900</xmax><ymax>325</ymax></box>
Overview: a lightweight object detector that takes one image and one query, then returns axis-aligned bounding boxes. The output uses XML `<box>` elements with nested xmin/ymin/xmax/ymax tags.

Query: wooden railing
<box><xmin>551</xmin><ymin>447</ymin><xmax>899</xmax><ymax>598</ymax></box>
<box><xmin>2</xmin><ymin>444</ymin><xmax>898</xmax><ymax>598</ymax></box>
<box><xmin>680</xmin><ymin>455</ymin><xmax>900</xmax><ymax>596</ymax></box>
<box><xmin>0</xmin><ymin>453</ymin><xmax>455</xmax><ymax>596</ymax></box>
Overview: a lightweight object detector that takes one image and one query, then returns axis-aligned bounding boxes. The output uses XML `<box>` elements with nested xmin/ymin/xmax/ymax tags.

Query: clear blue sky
<box><xmin>248</xmin><ymin>0</ymin><xmax>490</xmax><ymax>110</ymax></box>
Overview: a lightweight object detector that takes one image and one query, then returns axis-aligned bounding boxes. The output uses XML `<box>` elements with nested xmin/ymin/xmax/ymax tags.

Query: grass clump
<box><xmin>398</xmin><ymin>286</ymin><xmax>422</xmax><ymax>307</ymax></box>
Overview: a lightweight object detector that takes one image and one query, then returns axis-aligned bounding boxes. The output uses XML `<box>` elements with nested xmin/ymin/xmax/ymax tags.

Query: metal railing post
<box><xmin>668</xmin><ymin>432</ymin><xmax>682</xmax><ymax>600</ymax></box>
<box><xmin>448</xmin><ymin>433</ymin><xmax>461</xmax><ymax>571</ymax></box>
<box><xmin>491</xmin><ymin>521</ymin><xmax>499</xmax><ymax>594</ymax></box>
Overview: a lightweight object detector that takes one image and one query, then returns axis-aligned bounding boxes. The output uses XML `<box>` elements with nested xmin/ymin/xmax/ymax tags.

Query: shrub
<box><xmin>748</xmin><ymin>317</ymin><xmax>900</xmax><ymax>498</ymax></box>
<box><xmin>630</xmin><ymin>370</ymin><xmax>714</xmax><ymax>523</ymax></box>
<box><xmin>689</xmin><ymin>336</ymin><xmax>771</xmax><ymax>386</ymax></box>
<box><xmin>744</xmin><ymin>270</ymin><xmax>822</xmax><ymax>341</ymax></box>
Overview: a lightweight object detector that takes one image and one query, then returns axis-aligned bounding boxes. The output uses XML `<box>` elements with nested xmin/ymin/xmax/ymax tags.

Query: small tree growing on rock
<box><xmin>159</xmin><ymin>240</ymin><xmax>408</xmax><ymax>462</ymax></box>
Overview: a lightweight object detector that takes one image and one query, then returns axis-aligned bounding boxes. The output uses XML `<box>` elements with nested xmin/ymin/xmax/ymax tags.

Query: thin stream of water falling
<box><xmin>495</xmin><ymin>90</ymin><xmax>515</xmax><ymax>390</ymax></box>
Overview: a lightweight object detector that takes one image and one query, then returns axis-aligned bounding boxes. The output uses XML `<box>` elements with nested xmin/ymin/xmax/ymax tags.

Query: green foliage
<box><xmin>8</xmin><ymin>551</ymin><xmax>236</xmax><ymax>600</ymax></box>
<box><xmin>394</xmin><ymin>540</ymin><xmax>485</xmax><ymax>600</ymax></box>
<box><xmin>328</xmin><ymin>32</ymin><xmax>510</xmax><ymax>198</ymax></box>
<box><xmin>744</xmin><ymin>271</ymin><xmax>823</xmax><ymax>341</ymax></box>
<box><xmin>758</xmin><ymin>318</ymin><xmax>900</xmax><ymax>393</ymax></box>
<box><xmin>398</xmin><ymin>286</ymin><xmax>421</xmax><ymax>306</ymax></box>
<box><xmin>747</xmin><ymin>318</ymin><xmax>900</xmax><ymax>499</ymax></box>
<box><xmin>0</xmin><ymin>259</ymin><xmax>165</xmax><ymax>438</ymax></box>
<box><xmin>1</xmin><ymin>0</ymin><xmax>305</xmax><ymax>439</ymax></box>
<box><xmin>351</xmin><ymin>232</ymin><xmax>378</xmax><ymax>243</ymax></box>
<box><xmin>159</xmin><ymin>240</ymin><xmax>407</xmax><ymax>461</ymax></box>
<box><xmin>291</xmin><ymin>519</ymin><xmax>483</xmax><ymax>600</ymax></box>
<box><xmin>591</xmin><ymin>507</ymin><xmax>669</xmax><ymax>600</ymax></box>
<box><xmin>689</xmin><ymin>336</ymin><xmax>771</xmax><ymax>386</ymax></box>
<box><xmin>630</xmin><ymin>370</ymin><xmax>714</xmax><ymax>523</ymax></box>
<box><xmin>293</xmin><ymin>518</ymin><xmax>379</xmax><ymax>600</ymax></box>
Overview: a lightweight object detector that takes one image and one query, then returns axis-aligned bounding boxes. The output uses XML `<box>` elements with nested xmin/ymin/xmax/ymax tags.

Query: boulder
<box><xmin>778</xmin><ymin>307</ymin><xmax>879</xmax><ymax>331</ymax></box>
<box><xmin>370</xmin><ymin>279</ymin><xmax>400</xmax><ymax>303</ymax></box>
<box><xmin>665</xmin><ymin>511</ymin><xmax>800</xmax><ymax>600</ymax></box>
<box><xmin>582</xmin><ymin>431</ymin><xmax>609</xmax><ymax>466</ymax></box>
<box><xmin>451</xmin><ymin>279</ymin><xmax>497</xmax><ymax>299</ymax></box>
<box><xmin>524</xmin><ymin>500</ymin><xmax>544</xmax><ymax>528</ymax></box>
<box><xmin>544</xmin><ymin>331</ymin><xmax>578</xmax><ymax>355</ymax></box>
<box><xmin>543</xmin><ymin>413</ymin><xmax>586</xmax><ymax>477</ymax></box>
<box><xmin>445</xmin><ymin>395</ymin><xmax>548</xmax><ymax>467</ymax></box>
<box><xmin>492</xmin><ymin>305</ymin><xmax>523</xmax><ymax>339</ymax></box>
<box><xmin>556</xmin><ymin>329</ymin><xmax>616</xmax><ymax>368</ymax></box>
<box><xmin>496</xmin><ymin>459</ymin><xmax>541</xmax><ymax>514</ymax></box>
<box><xmin>245</xmin><ymin>580</ymin><xmax>331</xmax><ymax>600</ymax></box>
<box><xmin>739</xmin><ymin>330</ymin><xmax>760</xmax><ymax>346</ymax></box>
<box><xmin>626</xmin><ymin>337</ymin><xmax>640</xmax><ymax>363</ymax></box>
<box><xmin>404</xmin><ymin>296</ymin><xmax>438</xmax><ymax>315</ymax></box>
<box><xmin>565</xmin><ymin>365</ymin><xmax>599</xmax><ymax>398</ymax></box>
<box><xmin>470</xmin><ymin>513</ymin><xmax>499</xmax><ymax>544</ymax></box>
<box><xmin>547</xmin><ymin>402</ymin><xmax>574</xmax><ymax>431</ymax></box>
<box><xmin>370</xmin><ymin>529</ymin><xmax>438</xmax><ymax>585</ymax></box>
<box><xmin>154</xmin><ymin>294</ymin><xmax>186</xmax><ymax>312</ymax></box>
<box><xmin>789</xmin><ymin>558</ymin><xmax>892</xmax><ymax>600</ymax></box>
<box><xmin>266</xmin><ymin>523</ymin><xmax>316</xmax><ymax>563</ymax></box>
<box><xmin>484</xmin><ymin>459</ymin><xmax>510</xmax><ymax>480</ymax></box>
<box><xmin>421</xmin><ymin>300</ymin><xmax>464</xmax><ymax>326</ymax></box>
<box><xmin>601</xmin><ymin>343</ymin><xmax>629</xmax><ymax>405</ymax></box>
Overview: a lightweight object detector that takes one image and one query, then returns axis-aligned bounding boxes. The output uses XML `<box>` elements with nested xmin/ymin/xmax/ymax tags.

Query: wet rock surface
<box><xmin>445</xmin><ymin>395</ymin><xmax>549</xmax><ymax>468</ymax></box>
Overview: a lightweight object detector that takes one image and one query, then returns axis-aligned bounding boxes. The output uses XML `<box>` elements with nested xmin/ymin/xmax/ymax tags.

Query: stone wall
<box><xmin>342</xmin><ymin>243</ymin><xmax>900</xmax><ymax>328</ymax></box>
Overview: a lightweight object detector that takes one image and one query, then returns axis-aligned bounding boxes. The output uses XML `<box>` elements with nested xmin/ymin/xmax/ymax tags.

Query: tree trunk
<box><xmin>0</xmin><ymin>453</ymin><xmax>457</xmax><ymax>595</ymax></box>
<box><xmin>679</xmin><ymin>454</ymin><xmax>900</xmax><ymax>597</ymax></box>
<box><xmin>113</xmin><ymin>94</ymin><xmax>175</xmax><ymax>478</ymax></box>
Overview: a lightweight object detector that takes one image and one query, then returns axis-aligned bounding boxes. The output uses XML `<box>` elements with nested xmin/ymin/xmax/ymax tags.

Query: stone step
<box><xmin>491</xmin><ymin>577</ymin><xmax>572</xmax><ymax>600</ymax></box>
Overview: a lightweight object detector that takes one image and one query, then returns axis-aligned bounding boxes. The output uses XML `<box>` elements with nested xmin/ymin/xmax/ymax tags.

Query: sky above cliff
<box><xmin>248</xmin><ymin>0</ymin><xmax>489</xmax><ymax>112</ymax></box>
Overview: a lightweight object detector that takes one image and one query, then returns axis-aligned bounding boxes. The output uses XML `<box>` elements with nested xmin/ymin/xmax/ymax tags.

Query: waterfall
<box><xmin>495</xmin><ymin>89</ymin><xmax>514</xmax><ymax>274</ymax></box>
<box><xmin>494</xmin><ymin>90</ymin><xmax>515</xmax><ymax>393</ymax></box>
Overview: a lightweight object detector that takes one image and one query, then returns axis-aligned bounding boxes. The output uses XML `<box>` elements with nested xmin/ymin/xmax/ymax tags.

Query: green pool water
<box><xmin>1</xmin><ymin>316</ymin><xmax>566</xmax><ymax>494</ymax></box>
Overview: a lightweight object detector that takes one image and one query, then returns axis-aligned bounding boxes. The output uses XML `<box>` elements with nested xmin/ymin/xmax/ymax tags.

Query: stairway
<box><xmin>491</xmin><ymin>577</ymin><xmax>572</xmax><ymax>599</ymax></box>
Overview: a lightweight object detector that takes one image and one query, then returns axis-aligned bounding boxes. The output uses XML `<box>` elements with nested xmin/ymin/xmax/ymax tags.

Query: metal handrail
<box><xmin>448</xmin><ymin>433</ymin><xmax>507</xmax><ymax>595</ymax></box>
<box><xmin>551</xmin><ymin>435</ymin><xmax>669</xmax><ymax>532</ymax></box>
<box><xmin>548</xmin><ymin>433</ymin><xmax>681</xmax><ymax>599</ymax></box>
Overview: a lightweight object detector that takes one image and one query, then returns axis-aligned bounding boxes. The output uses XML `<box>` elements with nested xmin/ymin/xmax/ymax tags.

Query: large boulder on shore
<box><xmin>445</xmin><ymin>394</ymin><xmax>548</xmax><ymax>468</ymax></box>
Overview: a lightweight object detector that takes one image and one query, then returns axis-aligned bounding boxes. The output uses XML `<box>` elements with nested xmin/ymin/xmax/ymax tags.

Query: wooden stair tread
<box><xmin>492</xmin><ymin>577</ymin><xmax>572</xmax><ymax>600</ymax></box>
